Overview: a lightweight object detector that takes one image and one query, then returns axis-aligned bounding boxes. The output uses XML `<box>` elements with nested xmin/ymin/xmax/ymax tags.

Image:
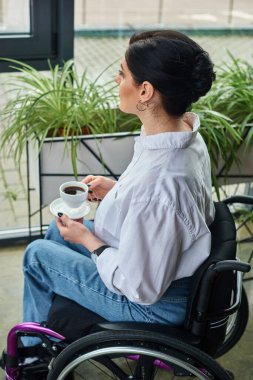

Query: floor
<box><xmin>0</xmin><ymin>229</ymin><xmax>252</xmax><ymax>379</ymax></box>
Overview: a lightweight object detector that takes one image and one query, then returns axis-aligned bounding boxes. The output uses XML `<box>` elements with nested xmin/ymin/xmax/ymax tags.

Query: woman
<box><xmin>23</xmin><ymin>30</ymin><xmax>215</xmax><ymax>331</ymax></box>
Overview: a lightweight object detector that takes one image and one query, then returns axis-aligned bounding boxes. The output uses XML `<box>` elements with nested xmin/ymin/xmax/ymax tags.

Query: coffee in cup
<box><xmin>59</xmin><ymin>181</ymin><xmax>88</xmax><ymax>209</ymax></box>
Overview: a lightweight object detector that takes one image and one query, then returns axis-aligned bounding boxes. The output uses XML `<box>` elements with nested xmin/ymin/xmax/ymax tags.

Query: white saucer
<box><xmin>49</xmin><ymin>198</ymin><xmax>91</xmax><ymax>219</ymax></box>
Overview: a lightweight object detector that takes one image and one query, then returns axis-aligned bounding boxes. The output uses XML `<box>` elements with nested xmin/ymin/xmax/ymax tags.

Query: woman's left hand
<box><xmin>56</xmin><ymin>214</ymin><xmax>90</xmax><ymax>245</ymax></box>
<box><xmin>56</xmin><ymin>214</ymin><xmax>105</xmax><ymax>251</ymax></box>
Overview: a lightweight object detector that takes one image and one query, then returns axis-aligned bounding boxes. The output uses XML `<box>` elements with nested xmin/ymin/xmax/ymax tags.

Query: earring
<box><xmin>136</xmin><ymin>100</ymin><xmax>149</xmax><ymax>111</ymax></box>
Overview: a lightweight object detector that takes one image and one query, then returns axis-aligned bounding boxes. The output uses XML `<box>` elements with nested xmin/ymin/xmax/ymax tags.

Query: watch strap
<box><xmin>93</xmin><ymin>245</ymin><xmax>110</xmax><ymax>256</ymax></box>
<box><xmin>91</xmin><ymin>245</ymin><xmax>110</xmax><ymax>263</ymax></box>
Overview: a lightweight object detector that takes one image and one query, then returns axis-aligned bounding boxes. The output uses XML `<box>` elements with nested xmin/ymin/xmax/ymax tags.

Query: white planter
<box><xmin>216</xmin><ymin>146</ymin><xmax>253</xmax><ymax>185</ymax></box>
<box><xmin>28</xmin><ymin>128</ymin><xmax>253</xmax><ymax>205</ymax></box>
<box><xmin>29</xmin><ymin>132</ymin><xmax>139</xmax><ymax>205</ymax></box>
<box><xmin>215</xmin><ymin>125</ymin><xmax>253</xmax><ymax>185</ymax></box>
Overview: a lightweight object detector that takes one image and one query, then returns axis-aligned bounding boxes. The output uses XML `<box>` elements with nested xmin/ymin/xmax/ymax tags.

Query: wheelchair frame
<box><xmin>1</xmin><ymin>196</ymin><xmax>252</xmax><ymax>380</ymax></box>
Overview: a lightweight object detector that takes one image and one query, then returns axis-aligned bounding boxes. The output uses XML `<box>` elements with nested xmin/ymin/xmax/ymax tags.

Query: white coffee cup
<box><xmin>59</xmin><ymin>181</ymin><xmax>88</xmax><ymax>209</ymax></box>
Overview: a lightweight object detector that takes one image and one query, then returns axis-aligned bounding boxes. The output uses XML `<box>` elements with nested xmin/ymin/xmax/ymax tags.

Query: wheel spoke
<box><xmin>92</xmin><ymin>356</ymin><xmax>129</xmax><ymax>379</ymax></box>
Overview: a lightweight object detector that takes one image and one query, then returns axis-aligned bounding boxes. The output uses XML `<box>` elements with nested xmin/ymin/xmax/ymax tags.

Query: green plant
<box><xmin>0</xmin><ymin>54</ymin><xmax>252</xmax><ymax>194</ymax></box>
<box><xmin>211</xmin><ymin>53</ymin><xmax>253</xmax><ymax>150</ymax></box>
<box><xmin>0</xmin><ymin>58</ymin><xmax>141</xmax><ymax>174</ymax></box>
<box><xmin>192</xmin><ymin>53</ymin><xmax>253</xmax><ymax>196</ymax></box>
<box><xmin>233</xmin><ymin>208</ymin><xmax>253</xmax><ymax>224</ymax></box>
<box><xmin>192</xmin><ymin>98</ymin><xmax>241</xmax><ymax>196</ymax></box>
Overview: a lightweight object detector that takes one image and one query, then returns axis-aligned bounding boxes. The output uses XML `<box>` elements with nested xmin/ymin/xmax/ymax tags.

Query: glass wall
<box><xmin>0</xmin><ymin>0</ymin><xmax>30</xmax><ymax>33</ymax></box>
<box><xmin>74</xmin><ymin>0</ymin><xmax>253</xmax><ymax>29</ymax></box>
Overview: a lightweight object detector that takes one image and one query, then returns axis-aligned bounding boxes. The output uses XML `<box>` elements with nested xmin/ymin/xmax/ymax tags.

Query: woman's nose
<box><xmin>115</xmin><ymin>75</ymin><xmax>120</xmax><ymax>85</ymax></box>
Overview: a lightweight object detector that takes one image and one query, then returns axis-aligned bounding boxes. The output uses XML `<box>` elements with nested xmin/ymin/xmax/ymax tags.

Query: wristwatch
<box><xmin>91</xmin><ymin>245</ymin><xmax>110</xmax><ymax>263</ymax></box>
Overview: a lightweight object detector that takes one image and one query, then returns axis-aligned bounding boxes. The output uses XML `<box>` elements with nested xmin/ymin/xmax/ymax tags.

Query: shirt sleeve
<box><xmin>96</xmin><ymin>199</ymin><xmax>193</xmax><ymax>305</ymax></box>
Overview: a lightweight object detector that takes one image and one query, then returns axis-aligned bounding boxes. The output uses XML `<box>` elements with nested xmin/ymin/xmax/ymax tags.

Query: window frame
<box><xmin>0</xmin><ymin>0</ymin><xmax>74</xmax><ymax>72</ymax></box>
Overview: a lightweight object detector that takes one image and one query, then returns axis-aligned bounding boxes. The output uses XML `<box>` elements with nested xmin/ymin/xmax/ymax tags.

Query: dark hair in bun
<box><xmin>125</xmin><ymin>30</ymin><xmax>216</xmax><ymax>117</ymax></box>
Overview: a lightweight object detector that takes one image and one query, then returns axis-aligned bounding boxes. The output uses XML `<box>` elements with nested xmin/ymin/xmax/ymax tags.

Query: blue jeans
<box><xmin>23</xmin><ymin>220</ymin><xmax>192</xmax><ymax>341</ymax></box>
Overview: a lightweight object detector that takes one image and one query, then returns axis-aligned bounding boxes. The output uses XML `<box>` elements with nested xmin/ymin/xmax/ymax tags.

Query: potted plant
<box><xmin>0</xmin><ymin>59</ymin><xmax>140</xmax><ymax>167</ymax></box>
<box><xmin>193</xmin><ymin>53</ymin><xmax>253</xmax><ymax>193</ymax></box>
<box><xmin>0</xmin><ymin>54</ymin><xmax>252</xmax><ymax>203</ymax></box>
<box><xmin>0</xmin><ymin>58</ymin><xmax>141</xmax><ymax>202</ymax></box>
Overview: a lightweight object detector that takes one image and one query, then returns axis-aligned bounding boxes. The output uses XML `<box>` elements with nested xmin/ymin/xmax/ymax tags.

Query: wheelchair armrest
<box><xmin>224</xmin><ymin>195</ymin><xmax>253</xmax><ymax>206</ymax></box>
<box><xmin>214</xmin><ymin>260</ymin><xmax>251</xmax><ymax>273</ymax></box>
<box><xmin>191</xmin><ymin>265</ymin><xmax>246</xmax><ymax>336</ymax></box>
<box><xmin>195</xmin><ymin>259</ymin><xmax>248</xmax><ymax>322</ymax></box>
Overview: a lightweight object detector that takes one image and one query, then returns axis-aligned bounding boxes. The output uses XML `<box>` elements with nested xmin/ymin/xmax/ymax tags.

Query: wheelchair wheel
<box><xmin>47</xmin><ymin>330</ymin><xmax>232</xmax><ymax>380</ymax></box>
<box><xmin>215</xmin><ymin>285</ymin><xmax>249</xmax><ymax>358</ymax></box>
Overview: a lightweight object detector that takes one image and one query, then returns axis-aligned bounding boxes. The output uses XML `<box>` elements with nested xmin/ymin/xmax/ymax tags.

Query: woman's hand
<box><xmin>56</xmin><ymin>214</ymin><xmax>105</xmax><ymax>251</ymax></box>
<box><xmin>82</xmin><ymin>175</ymin><xmax>116</xmax><ymax>202</ymax></box>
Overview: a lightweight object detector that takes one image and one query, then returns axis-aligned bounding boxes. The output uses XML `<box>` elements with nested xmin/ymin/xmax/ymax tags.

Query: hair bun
<box><xmin>126</xmin><ymin>30</ymin><xmax>216</xmax><ymax>116</ymax></box>
<box><xmin>191</xmin><ymin>51</ymin><xmax>216</xmax><ymax>102</ymax></box>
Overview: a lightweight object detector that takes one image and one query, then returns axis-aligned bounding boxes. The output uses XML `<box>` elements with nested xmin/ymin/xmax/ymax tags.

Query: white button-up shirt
<box><xmin>94</xmin><ymin>112</ymin><xmax>215</xmax><ymax>305</ymax></box>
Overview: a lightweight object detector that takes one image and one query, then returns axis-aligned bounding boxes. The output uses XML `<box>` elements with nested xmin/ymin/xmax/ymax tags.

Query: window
<box><xmin>0</xmin><ymin>0</ymin><xmax>74</xmax><ymax>72</ymax></box>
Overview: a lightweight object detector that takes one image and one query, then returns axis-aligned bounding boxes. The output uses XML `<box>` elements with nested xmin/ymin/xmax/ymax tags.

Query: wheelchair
<box><xmin>1</xmin><ymin>196</ymin><xmax>252</xmax><ymax>380</ymax></box>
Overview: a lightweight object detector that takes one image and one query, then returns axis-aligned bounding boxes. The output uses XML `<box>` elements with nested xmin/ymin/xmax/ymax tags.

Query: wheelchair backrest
<box><xmin>184</xmin><ymin>200</ymin><xmax>237</xmax><ymax>355</ymax></box>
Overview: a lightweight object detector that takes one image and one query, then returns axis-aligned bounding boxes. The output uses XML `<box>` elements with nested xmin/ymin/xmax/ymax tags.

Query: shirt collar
<box><xmin>135</xmin><ymin>112</ymin><xmax>200</xmax><ymax>150</ymax></box>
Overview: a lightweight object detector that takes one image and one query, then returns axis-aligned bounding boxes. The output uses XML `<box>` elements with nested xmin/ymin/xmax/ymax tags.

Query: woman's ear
<box><xmin>139</xmin><ymin>81</ymin><xmax>155</xmax><ymax>102</ymax></box>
